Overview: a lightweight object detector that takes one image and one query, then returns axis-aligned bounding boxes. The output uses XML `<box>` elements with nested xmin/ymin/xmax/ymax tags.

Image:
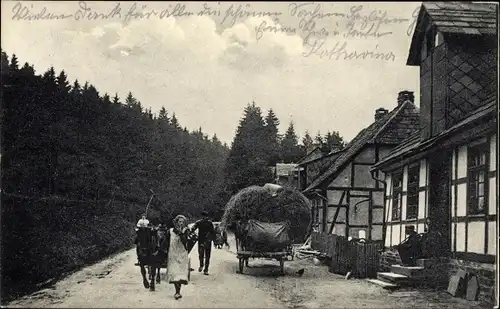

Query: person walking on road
<box><xmin>165</xmin><ymin>214</ymin><xmax>191</xmax><ymax>300</ymax></box>
<box><xmin>190</xmin><ymin>211</ymin><xmax>215</xmax><ymax>275</ymax></box>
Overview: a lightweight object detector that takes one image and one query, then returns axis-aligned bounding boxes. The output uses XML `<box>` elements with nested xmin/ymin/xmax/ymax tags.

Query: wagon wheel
<box><xmin>279</xmin><ymin>258</ymin><xmax>285</xmax><ymax>275</ymax></box>
<box><xmin>238</xmin><ymin>258</ymin><xmax>244</xmax><ymax>274</ymax></box>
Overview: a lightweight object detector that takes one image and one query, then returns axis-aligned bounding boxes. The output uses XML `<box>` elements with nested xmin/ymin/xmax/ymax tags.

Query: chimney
<box><xmin>397</xmin><ymin>90</ymin><xmax>415</xmax><ymax>106</ymax></box>
<box><xmin>375</xmin><ymin>107</ymin><xmax>388</xmax><ymax>121</ymax></box>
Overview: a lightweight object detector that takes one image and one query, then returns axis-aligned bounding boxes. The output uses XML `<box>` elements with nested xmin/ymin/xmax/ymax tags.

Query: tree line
<box><xmin>1</xmin><ymin>50</ymin><xmax>229</xmax><ymax>222</ymax></box>
<box><xmin>223</xmin><ymin>102</ymin><xmax>345</xmax><ymax>195</ymax></box>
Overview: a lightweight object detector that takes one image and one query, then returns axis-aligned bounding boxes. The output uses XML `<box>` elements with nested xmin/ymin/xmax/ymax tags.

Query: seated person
<box><xmin>397</xmin><ymin>226</ymin><xmax>422</xmax><ymax>266</ymax></box>
<box><xmin>135</xmin><ymin>214</ymin><xmax>150</xmax><ymax>265</ymax></box>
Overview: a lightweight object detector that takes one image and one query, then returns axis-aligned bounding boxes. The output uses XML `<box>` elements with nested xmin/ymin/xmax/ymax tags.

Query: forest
<box><xmin>0</xmin><ymin>50</ymin><xmax>230</xmax><ymax>300</ymax></box>
<box><xmin>0</xmin><ymin>50</ymin><xmax>345</xmax><ymax>301</ymax></box>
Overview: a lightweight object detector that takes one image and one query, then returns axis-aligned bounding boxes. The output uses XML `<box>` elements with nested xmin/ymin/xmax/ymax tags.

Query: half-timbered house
<box><xmin>370</xmin><ymin>2</ymin><xmax>497</xmax><ymax>303</ymax></box>
<box><xmin>297</xmin><ymin>146</ymin><xmax>345</xmax><ymax>230</ymax></box>
<box><xmin>303</xmin><ymin>92</ymin><xmax>420</xmax><ymax>241</ymax></box>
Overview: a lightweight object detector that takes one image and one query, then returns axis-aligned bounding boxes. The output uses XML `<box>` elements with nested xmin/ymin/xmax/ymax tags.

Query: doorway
<box><xmin>427</xmin><ymin>152</ymin><xmax>452</xmax><ymax>257</ymax></box>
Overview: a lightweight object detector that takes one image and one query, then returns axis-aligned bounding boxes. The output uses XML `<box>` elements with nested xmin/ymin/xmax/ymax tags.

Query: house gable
<box><xmin>407</xmin><ymin>2</ymin><xmax>497</xmax><ymax>66</ymax></box>
<box><xmin>297</xmin><ymin>147</ymin><xmax>324</xmax><ymax>166</ymax></box>
<box><xmin>305</xmin><ymin>99</ymin><xmax>420</xmax><ymax>192</ymax></box>
<box><xmin>407</xmin><ymin>2</ymin><xmax>497</xmax><ymax>140</ymax></box>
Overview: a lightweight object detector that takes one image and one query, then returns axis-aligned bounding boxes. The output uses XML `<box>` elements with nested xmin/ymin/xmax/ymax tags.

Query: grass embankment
<box><xmin>0</xmin><ymin>194</ymin><xmax>146</xmax><ymax>303</ymax></box>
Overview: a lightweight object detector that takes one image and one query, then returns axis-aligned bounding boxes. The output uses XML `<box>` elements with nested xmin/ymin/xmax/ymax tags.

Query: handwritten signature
<box><xmin>302</xmin><ymin>39</ymin><xmax>396</xmax><ymax>61</ymax></box>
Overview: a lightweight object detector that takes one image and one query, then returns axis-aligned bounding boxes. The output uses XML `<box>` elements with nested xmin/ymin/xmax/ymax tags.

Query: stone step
<box><xmin>366</xmin><ymin>278</ymin><xmax>400</xmax><ymax>290</ymax></box>
<box><xmin>390</xmin><ymin>265</ymin><xmax>425</xmax><ymax>278</ymax></box>
<box><xmin>377</xmin><ymin>272</ymin><xmax>410</xmax><ymax>284</ymax></box>
<box><xmin>416</xmin><ymin>258</ymin><xmax>448</xmax><ymax>268</ymax></box>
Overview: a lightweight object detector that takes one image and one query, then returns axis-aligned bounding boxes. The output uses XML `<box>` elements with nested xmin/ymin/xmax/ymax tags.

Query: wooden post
<box><xmin>368</xmin><ymin>191</ymin><xmax>373</xmax><ymax>240</ymax></box>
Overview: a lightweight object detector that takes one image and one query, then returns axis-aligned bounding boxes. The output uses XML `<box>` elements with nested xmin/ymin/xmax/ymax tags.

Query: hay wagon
<box><xmin>235</xmin><ymin>220</ymin><xmax>294</xmax><ymax>275</ymax></box>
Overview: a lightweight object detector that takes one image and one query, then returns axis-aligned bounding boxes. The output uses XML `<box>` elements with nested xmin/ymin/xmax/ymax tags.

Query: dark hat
<box><xmin>201</xmin><ymin>211</ymin><xmax>208</xmax><ymax>216</ymax></box>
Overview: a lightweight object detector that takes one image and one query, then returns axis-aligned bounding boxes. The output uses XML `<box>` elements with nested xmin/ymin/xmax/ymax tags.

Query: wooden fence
<box><xmin>310</xmin><ymin>232</ymin><xmax>382</xmax><ymax>278</ymax></box>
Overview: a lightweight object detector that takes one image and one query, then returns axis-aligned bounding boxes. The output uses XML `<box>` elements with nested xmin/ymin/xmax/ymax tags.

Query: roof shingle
<box><xmin>304</xmin><ymin>101</ymin><xmax>420</xmax><ymax>192</ymax></box>
<box><xmin>372</xmin><ymin>95</ymin><xmax>497</xmax><ymax>171</ymax></box>
<box><xmin>407</xmin><ymin>2</ymin><xmax>498</xmax><ymax>65</ymax></box>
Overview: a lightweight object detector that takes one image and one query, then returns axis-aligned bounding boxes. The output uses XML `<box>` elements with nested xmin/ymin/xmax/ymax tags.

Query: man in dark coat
<box><xmin>190</xmin><ymin>211</ymin><xmax>216</xmax><ymax>275</ymax></box>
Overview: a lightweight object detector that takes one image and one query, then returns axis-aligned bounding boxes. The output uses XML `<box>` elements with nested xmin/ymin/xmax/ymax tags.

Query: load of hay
<box><xmin>221</xmin><ymin>184</ymin><xmax>312</xmax><ymax>243</ymax></box>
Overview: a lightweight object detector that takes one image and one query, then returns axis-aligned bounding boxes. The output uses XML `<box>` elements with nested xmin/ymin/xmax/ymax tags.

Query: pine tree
<box><xmin>112</xmin><ymin>93</ymin><xmax>120</xmax><ymax>104</ymax></box>
<box><xmin>56</xmin><ymin>70</ymin><xmax>71</xmax><ymax>94</ymax></box>
<box><xmin>280</xmin><ymin>121</ymin><xmax>304</xmax><ymax>163</ymax></box>
<box><xmin>158</xmin><ymin>106</ymin><xmax>169</xmax><ymax>122</ymax></box>
<box><xmin>125</xmin><ymin>92</ymin><xmax>136</xmax><ymax>108</ymax></box>
<box><xmin>224</xmin><ymin>101</ymin><xmax>272</xmax><ymax>193</ymax></box>
<box><xmin>9</xmin><ymin>54</ymin><xmax>19</xmax><ymax>71</ymax></box>
<box><xmin>264</xmin><ymin>109</ymin><xmax>281</xmax><ymax>166</ymax></box>
<box><xmin>302</xmin><ymin>130</ymin><xmax>314</xmax><ymax>153</ymax></box>
<box><xmin>1</xmin><ymin>50</ymin><xmax>9</xmax><ymax>73</ymax></box>
<box><xmin>42</xmin><ymin>67</ymin><xmax>56</xmax><ymax>84</ymax></box>
<box><xmin>20</xmin><ymin>62</ymin><xmax>35</xmax><ymax>75</ymax></box>
<box><xmin>171</xmin><ymin>113</ymin><xmax>180</xmax><ymax>128</ymax></box>
<box><xmin>102</xmin><ymin>93</ymin><xmax>111</xmax><ymax>105</ymax></box>
<box><xmin>324</xmin><ymin>131</ymin><xmax>345</xmax><ymax>152</ymax></box>
<box><xmin>71</xmin><ymin>80</ymin><xmax>81</xmax><ymax>96</ymax></box>
<box><xmin>314</xmin><ymin>132</ymin><xmax>323</xmax><ymax>146</ymax></box>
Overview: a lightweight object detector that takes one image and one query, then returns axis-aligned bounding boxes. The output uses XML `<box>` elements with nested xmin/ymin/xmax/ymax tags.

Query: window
<box><xmin>406</xmin><ymin>164</ymin><xmax>420</xmax><ymax>219</ymax></box>
<box><xmin>435</xmin><ymin>31</ymin><xmax>444</xmax><ymax>47</ymax></box>
<box><xmin>467</xmin><ymin>143</ymin><xmax>488</xmax><ymax>215</ymax></box>
<box><xmin>392</xmin><ymin>171</ymin><xmax>403</xmax><ymax>221</ymax></box>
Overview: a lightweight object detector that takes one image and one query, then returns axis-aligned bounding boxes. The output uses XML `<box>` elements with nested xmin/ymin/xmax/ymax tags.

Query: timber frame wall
<box><xmin>450</xmin><ymin>134</ymin><xmax>496</xmax><ymax>263</ymax></box>
<box><xmin>321</xmin><ymin>144</ymin><xmax>389</xmax><ymax>241</ymax></box>
<box><xmin>384</xmin><ymin>158</ymin><xmax>429</xmax><ymax>247</ymax></box>
<box><xmin>384</xmin><ymin>134</ymin><xmax>496</xmax><ymax>263</ymax></box>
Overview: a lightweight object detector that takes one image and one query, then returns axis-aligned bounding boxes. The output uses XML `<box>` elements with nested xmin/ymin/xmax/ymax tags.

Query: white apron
<box><xmin>167</xmin><ymin>228</ymin><xmax>189</xmax><ymax>285</ymax></box>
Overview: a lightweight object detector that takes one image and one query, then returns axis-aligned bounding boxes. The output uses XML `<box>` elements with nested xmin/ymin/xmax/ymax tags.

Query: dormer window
<box><xmin>435</xmin><ymin>31</ymin><xmax>444</xmax><ymax>47</ymax></box>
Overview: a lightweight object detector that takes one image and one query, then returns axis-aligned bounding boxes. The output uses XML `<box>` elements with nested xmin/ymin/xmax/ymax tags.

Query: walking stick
<box><xmin>145</xmin><ymin>191</ymin><xmax>155</xmax><ymax>217</ymax></box>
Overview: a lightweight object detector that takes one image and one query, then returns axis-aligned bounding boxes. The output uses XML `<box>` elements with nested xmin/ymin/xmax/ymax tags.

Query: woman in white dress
<box><xmin>166</xmin><ymin>215</ymin><xmax>190</xmax><ymax>300</ymax></box>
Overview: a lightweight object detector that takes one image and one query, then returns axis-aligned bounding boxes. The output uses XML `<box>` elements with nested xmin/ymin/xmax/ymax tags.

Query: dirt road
<box><xmin>4</xmin><ymin>234</ymin><xmax>488</xmax><ymax>308</ymax></box>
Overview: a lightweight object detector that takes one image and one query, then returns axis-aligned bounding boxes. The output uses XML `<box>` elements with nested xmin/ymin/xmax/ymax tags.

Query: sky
<box><xmin>2</xmin><ymin>1</ymin><xmax>422</xmax><ymax>145</ymax></box>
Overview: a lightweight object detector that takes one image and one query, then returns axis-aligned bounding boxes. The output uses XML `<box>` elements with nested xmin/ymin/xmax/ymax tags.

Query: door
<box><xmin>428</xmin><ymin>152</ymin><xmax>452</xmax><ymax>256</ymax></box>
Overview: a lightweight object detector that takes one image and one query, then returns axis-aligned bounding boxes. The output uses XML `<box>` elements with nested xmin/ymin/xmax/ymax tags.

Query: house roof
<box><xmin>275</xmin><ymin>163</ymin><xmax>298</xmax><ymax>177</ymax></box>
<box><xmin>407</xmin><ymin>2</ymin><xmax>498</xmax><ymax>65</ymax></box>
<box><xmin>371</xmin><ymin>96</ymin><xmax>497</xmax><ymax>171</ymax></box>
<box><xmin>296</xmin><ymin>146</ymin><xmax>324</xmax><ymax>166</ymax></box>
<box><xmin>297</xmin><ymin>148</ymin><xmax>345</xmax><ymax>167</ymax></box>
<box><xmin>304</xmin><ymin>100</ymin><xmax>420</xmax><ymax>192</ymax></box>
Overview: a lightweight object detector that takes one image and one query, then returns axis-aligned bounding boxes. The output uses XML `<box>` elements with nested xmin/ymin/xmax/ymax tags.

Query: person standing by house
<box><xmin>190</xmin><ymin>211</ymin><xmax>216</xmax><ymax>275</ymax></box>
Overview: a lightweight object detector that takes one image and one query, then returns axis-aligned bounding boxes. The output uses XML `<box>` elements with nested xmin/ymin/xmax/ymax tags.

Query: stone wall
<box><xmin>379</xmin><ymin>248</ymin><xmax>402</xmax><ymax>271</ymax></box>
<box><xmin>448</xmin><ymin>258</ymin><xmax>496</xmax><ymax>305</ymax></box>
